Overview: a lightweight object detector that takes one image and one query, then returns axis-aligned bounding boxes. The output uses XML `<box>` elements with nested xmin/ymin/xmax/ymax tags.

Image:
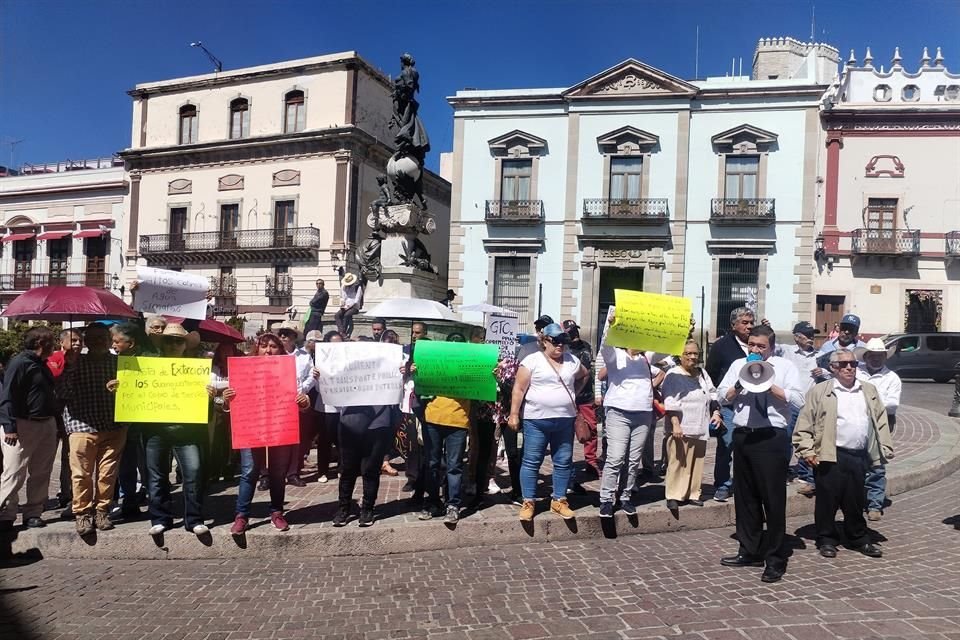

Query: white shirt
<box><xmin>834</xmin><ymin>380</ymin><xmax>871</xmax><ymax>450</ymax></box>
<box><xmin>599</xmin><ymin>345</ymin><xmax>659</xmax><ymax>412</ymax></box>
<box><xmin>716</xmin><ymin>355</ymin><xmax>805</xmax><ymax>429</ymax></box>
<box><xmin>342</xmin><ymin>283</ymin><xmax>363</xmax><ymax>308</ymax></box>
<box><xmin>782</xmin><ymin>345</ymin><xmax>819</xmax><ymax>394</ymax></box>
<box><xmin>520</xmin><ymin>351</ymin><xmax>581</xmax><ymax>420</ymax></box>
<box><xmin>661</xmin><ymin>366</ymin><xmax>716</xmax><ymax>440</ymax></box>
<box><xmin>857</xmin><ymin>366</ymin><xmax>902</xmax><ymax>414</ymax></box>
<box><xmin>293</xmin><ymin>346</ymin><xmax>314</xmax><ymax>394</ymax></box>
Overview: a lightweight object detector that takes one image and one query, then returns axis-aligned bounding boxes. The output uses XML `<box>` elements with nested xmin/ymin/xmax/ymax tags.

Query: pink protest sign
<box><xmin>227</xmin><ymin>355</ymin><xmax>300</xmax><ymax>449</ymax></box>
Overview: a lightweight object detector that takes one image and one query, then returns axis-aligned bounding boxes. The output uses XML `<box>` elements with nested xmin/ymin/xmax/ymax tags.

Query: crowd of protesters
<box><xmin>0</xmin><ymin>289</ymin><xmax>898</xmax><ymax>583</ymax></box>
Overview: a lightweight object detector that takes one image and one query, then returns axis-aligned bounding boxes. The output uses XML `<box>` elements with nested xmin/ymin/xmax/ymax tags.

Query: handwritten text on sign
<box><xmin>115</xmin><ymin>356</ymin><xmax>211</xmax><ymax>424</ymax></box>
<box><xmin>227</xmin><ymin>356</ymin><xmax>300</xmax><ymax>449</ymax></box>
<box><xmin>313</xmin><ymin>342</ymin><xmax>404</xmax><ymax>407</ymax></box>
<box><xmin>603</xmin><ymin>289</ymin><xmax>692</xmax><ymax>355</ymax></box>
<box><xmin>134</xmin><ymin>266</ymin><xmax>209</xmax><ymax>320</ymax></box>
<box><xmin>413</xmin><ymin>341</ymin><xmax>499</xmax><ymax>401</ymax></box>
<box><xmin>485</xmin><ymin>314</ymin><xmax>518</xmax><ymax>358</ymax></box>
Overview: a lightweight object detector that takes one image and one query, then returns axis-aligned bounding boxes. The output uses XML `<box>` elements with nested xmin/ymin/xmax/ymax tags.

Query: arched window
<box><xmin>284</xmin><ymin>90</ymin><xmax>305</xmax><ymax>133</ymax></box>
<box><xmin>229</xmin><ymin>98</ymin><xmax>250</xmax><ymax>139</ymax></box>
<box><xmin>179</xmin><ymin>104</ymin><xmax>198</xmax><ymax>144</ymax></box>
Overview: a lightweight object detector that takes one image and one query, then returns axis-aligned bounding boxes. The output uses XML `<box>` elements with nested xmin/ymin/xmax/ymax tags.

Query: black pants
<box><xmin>814</xmin><ymin>447</ymin><xmax>870</xmax><ymax>548</ymax></box>
<box><xmin>733</xmin><ymin>427</ymin><xmax>789</xmax><ymax>568</ymax></box>
<box><xmin>337</xmin><ymin>416</ymin><xmax>392</xmax><ymax>510</ymax></box>
<box><xmin>502</xmin><ymin>424</ymin><xmax>522</xmax><ymax>498</ymax></box>
<box><xmin>473</xmin><ymin>415</ymin><xmax>497</xmax><ymax>497</ymax></box>
<box><xmin>316</xmin><ymin>411</ymin><xmax>337</xmax><ymax>478</ymax></box>
<box><xmin>405</xmin><ymin>409</ymin><xmax>429</xmax><ymax>496</ymax></box>
<box><xmin>304</xmin><ymin>311</ymin><xmax>324</xmax><ymax>334</ymax></box>
<box><xmin>288</xmin><ymin>411</ymin><xmax>318</xmax><ymax>478</ymax></box>
<box><xmin>334</xmin><ymin>304</ymin><xmax>360</xmax><ymax>337</ymax></box>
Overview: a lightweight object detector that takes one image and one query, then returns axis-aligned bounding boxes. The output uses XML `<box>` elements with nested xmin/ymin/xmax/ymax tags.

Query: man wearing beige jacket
<box><xmin>794</xmin><ymin>349</ymin><xmax>894</xmax><ymax>560</ymax></box>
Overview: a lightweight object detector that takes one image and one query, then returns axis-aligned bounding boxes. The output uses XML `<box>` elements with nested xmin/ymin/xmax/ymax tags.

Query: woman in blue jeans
<box><xmin>508</xmin><ymin>323</ymin><xmax>589</xmax><ymax>522</ymax></box>
<box><xmin>223</xmin><ymin>333</ymin><xmax>310</xmax><ymax>535</ymax></box>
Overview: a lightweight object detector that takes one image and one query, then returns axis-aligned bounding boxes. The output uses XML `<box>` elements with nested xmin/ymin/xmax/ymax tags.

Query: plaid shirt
<box><xmin>57</xmin><ymin>353</ymin><xmax>119</xmax><ymax>434</ymax></box>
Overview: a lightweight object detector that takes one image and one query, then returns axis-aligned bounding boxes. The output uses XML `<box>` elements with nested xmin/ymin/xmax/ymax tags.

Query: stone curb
<box><xmin>8</xmin><ymin>405</ymin><xmax>960</xmax><ymax>560</ymax></box>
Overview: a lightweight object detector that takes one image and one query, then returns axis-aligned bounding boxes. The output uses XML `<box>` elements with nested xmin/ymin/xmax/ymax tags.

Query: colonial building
<box><xmin>0</xmin><ymin>158</ymin><xmax>128</xmax><ymax>310</ymax></box>
<box><xmin>120</xmin><ymin>52</ymin><xmax>450</xmax><ymax>332</ymax></box>
<box><xmin>817</xmin><ymin>47</ymin><xmax>960</xmax><ymax>336</ymax></box>
<box><xmin>448</xmin><ymin>38</ymin><xmax>837</xmax><ymax>343</ymax></box>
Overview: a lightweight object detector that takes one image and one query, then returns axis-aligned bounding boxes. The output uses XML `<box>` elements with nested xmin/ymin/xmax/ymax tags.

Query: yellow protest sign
<box><xmin>115</xmin><ymin>356</ymin><xmax>211</xmax><ymax>424</ymax></box>
<box><xmin>603</xmin><ymin>289</ymin><xmax>692</xmax><ymax>355</ymax></box>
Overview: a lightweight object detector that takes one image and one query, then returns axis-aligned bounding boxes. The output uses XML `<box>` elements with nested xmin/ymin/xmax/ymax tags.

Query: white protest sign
<box><xmin>313</xmin><ymin>342</ymin><xmax>404</xmax><ymax>407</ymax></box>
<box><xmin>134</xmin><ymin>266</ymin><xmax>209</xmax><ymax>320</ymax></box>
<box><xmin>485</xmin><ymin>313</ymin><xmax>518</xmax><ymax>358</ymax></box>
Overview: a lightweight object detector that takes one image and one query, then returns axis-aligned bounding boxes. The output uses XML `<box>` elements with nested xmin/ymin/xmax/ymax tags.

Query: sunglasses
<box><xmin>545</xmin><ymin>338</ymin><xmax>568</xmax><ymax>346</ymax></box>
<box><xmin>832</xmin><ymin>361</ymin><xmax>857</xmax><ymax>369</ymax></box>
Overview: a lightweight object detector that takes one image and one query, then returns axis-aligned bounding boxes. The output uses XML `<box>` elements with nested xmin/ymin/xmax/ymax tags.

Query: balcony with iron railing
<box><xmin>265</xmin><ymin>274</ymin><xmax>293</xmax><ymax>299</ymax></box>
<box><xmin>709</xmin><ymin>198</ymin><xmax>776</xmax><ymax>225</ymax></box>
<box><xmin>946</xmin><ymin>231</ymin><xmax>960</xmax><ymax>257</ymax></box>
<box><xmin>582</xmin><ymin>198</ymin><xmax>669</xmax><ymax>224</ymax></box>
<box><xmin>0</xmin><ymin>272</ymin><xmax>111</xmax><ymax>291</ymax></box>
<box><xmin>484</xmin><ymin>200</ymin><xmax>544</xmax><ymax>225</ymax></box>
<box><xmin>139</xmin><ymin>227</ymin><xmax>320</xmax><ymax>264</ymax></box>
<box><xmin>208</xmin><ymin>275</ymin><xmax>237</xmax><ymax>296</ymax></box>
<box><xmin>851</xmin><ymin>228</ymin><xmax>920</xmax><ymax>256</ymax></box>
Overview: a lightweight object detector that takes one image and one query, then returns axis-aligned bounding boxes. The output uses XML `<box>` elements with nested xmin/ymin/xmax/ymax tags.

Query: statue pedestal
<box><xmin>380</xmin><ymin>233</ymin><xmax>415</xmax><ymax>270</ymax></box>
<box><xmin>364</xmin><ymin>266</ymin><xmax>443</xmax><ymax>303</ymax></box>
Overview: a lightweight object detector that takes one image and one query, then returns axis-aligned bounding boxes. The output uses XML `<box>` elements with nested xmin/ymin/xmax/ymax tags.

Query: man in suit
<box><xmin>705</xmin><ymin>306</ymin><xmax>754</xmax><ymax>502</ymax></box>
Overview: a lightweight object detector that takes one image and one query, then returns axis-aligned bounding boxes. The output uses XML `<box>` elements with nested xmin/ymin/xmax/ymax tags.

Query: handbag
<box><xmin>550</xmin><ymin>354</ymin><xmax>591</xmax><ymax>443</ymax></box>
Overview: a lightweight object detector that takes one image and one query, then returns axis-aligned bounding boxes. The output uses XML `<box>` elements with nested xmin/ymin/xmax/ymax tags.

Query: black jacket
<box><xmin>568</xmin><ymin>339</ymin><xmax>595</xmax><ymax>405</ymax></box>
<box><xmin>705</xmin><ymin>333</ymin><xmax>749</xmax><ymax>387</ymax></box>
<box><xmin>0</xmin><ymin>351</ymin><xmax>57</xmax><ymax>434</ymax></box>
<box><xmin>309</xmin><ymin>288</ymin><xmax>330</xmax><ymax>314</ymax></box>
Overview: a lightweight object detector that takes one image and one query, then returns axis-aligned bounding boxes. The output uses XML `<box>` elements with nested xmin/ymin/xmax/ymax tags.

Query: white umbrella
<box><xmin>364</xmin><ymin>297</ymin><xmax>457</xmax><ymax>321</ymax></box>
<box><xmin>460</xmin><ymin>302</ymin><xmax>518</xmax><ymax>317</ymax></box>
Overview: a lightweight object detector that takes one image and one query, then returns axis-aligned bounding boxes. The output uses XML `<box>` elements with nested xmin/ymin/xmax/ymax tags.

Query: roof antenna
<box><xmin>694</xmin><ymin>25</ymin><xmax>700</xmax><ymax>80</ymax></box>
<box><xmin>189</xmin><ymin>41</ymin><xmax>223</xmax><ymax>73</ymax></box>
<box><xmin>810</xmin><ymin>3</ymin><xmax>816</xmax><ymax>41</ymax></box>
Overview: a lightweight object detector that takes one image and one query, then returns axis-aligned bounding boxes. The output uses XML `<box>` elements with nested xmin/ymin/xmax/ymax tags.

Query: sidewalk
<box><xmin>7</xmin><ymin>404</ymin><xmax>959</xmax><ymax>559</ymax></box>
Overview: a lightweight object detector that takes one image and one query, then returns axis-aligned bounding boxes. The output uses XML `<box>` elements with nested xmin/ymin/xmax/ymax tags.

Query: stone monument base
<box><xmin>363</xmin><ymin>266</ymin><xmax>444</xmax><ymax>304</ymax></box>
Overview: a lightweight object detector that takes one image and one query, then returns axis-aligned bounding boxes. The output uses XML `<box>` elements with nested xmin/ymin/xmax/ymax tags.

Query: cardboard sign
<box><xmin>134</xmin><ymin>266</ymin><xmax>209</xmax><ymax>320</ymax></box>
<box><xmin>313</xmin><ymin>342</ymin><xmax>404</xmax><ymax>407</ymax></box>
<box><xmin>227</xmin><ymin>356</ymin><xmax>300</xmax><ymax>449</ymax></box>
<box><xmin>115</xmin><ymin>356</ymin><xmax>211</xmax><ymax>424</ymax></box>
<box><xmin>412</xmin><ymin>341</ymin><xmax>498</xmax><ymax>401</ymax></box>
<box><xmin>485</xmin><ymin>313</ymin><xmax>518</xmax><ymax>358</ymax></box>
<box><xmin>604</xmin><ymin>289</ymin><xmax>692</xmax><ymax>356</ymax></box>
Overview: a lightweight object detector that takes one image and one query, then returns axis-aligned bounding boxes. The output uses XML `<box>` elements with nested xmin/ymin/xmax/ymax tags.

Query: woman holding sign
<box><xmin>222</xmin><ymin>333</ymin><xmax>310</xmax><ymax>535</ymax></box>
<box><xmin>508</xmin><ymin>323</ymin><xmax>589</xmax><ymax>522</ymax></box>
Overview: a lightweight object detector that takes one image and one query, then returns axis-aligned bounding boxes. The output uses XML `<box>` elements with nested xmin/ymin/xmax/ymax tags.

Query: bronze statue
<box><xmin>387</xmin><ymin>53</ymin><xmax>429</xmax><ymax>211</ymax></box>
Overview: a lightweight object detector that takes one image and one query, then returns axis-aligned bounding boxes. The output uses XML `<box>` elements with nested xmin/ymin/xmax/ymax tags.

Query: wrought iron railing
<box><xmin>265</xmin><ymin>274</ymin><xmax>293</xmax><ymax>297</ymax></box>
<box><xmin>0</xmin><ymin>272</ymin><xmax>110</xmax><ymax>291</ymax></box>
<box><xmin>208</xmin><ymin>275</ymin><xmax>237</xmax><ymax>296</ymax></box>
<box><xmin>946</xmin><ymin>231</ymin><xmax>960</xmax><ymax>257</ymax></box>
<box><xmin>582</xmin><ymin>198</ymin><xmax>669</xmax><ymax>222</ymax></box>
<box><xmin>139</xmin><ymin>227</ymin><xmax>320</xmax><ymax>254</ymax></box>
<box><xmin>852</xmin><ymin>228</ymin><xmax>920</xmax><ymax>255</ymax></box>
<box><xmin>710</xmin><ymin>198</ymin><xmax>776</xmax><ymax>223</ymax></box>
<box><xmin>484</xmin><ymin>200</ymin><xmax>543</xmax><ymax>222</ymax></box>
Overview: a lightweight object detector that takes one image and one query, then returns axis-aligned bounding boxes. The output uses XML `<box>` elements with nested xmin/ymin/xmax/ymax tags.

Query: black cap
<box><xmin>562</xmin><ymin>319</ymin><xmax>579</xmax><ymax>331</ymax></box>
<box><xmin>534</xmin><ymin>315</ymin><xmax>554</xmax><ymax>331</ymax></box>
<box><xmin>792</xmin><ymin>321</ymin><xmax>816</xmax><ymax>337</ymax></box>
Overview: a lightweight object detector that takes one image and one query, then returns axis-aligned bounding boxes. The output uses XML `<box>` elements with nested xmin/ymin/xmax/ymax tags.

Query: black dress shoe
<box><xmin>666</xmin><ymin>499</ymin><xmax>679</xmax><ymax>510</ymax></box>
<box><xmin>819</xmin><ymin>544</ymin><xmax>838</xmax><ymax>558</ymax></box>
<box><xmin>286</xmin><ymin>475</ymin><xmax>307</xmax><ymax>488</ymax></box>
<box><xmin>856</xmin><ymin>543</ymin><xmax>883</xmax><ymax>558</ymax></box>
<box><xmin>721</xmin><ymin>554</ymin><xmax>764</xmax><ymax>567</ymax></box>
<box><xmin>25</xmin><ymin>517</ymin><xmax>45</xmax><ymax>529</ymax></box>
<box><xmin>761</xmin><ymin>565</ymin><xmax>785</xmax><ymax>583</ymax></box>
<box><xmin>257</xmin><ymin>477</ymin><xmax>270</xmax><ymax>491</ymax></box>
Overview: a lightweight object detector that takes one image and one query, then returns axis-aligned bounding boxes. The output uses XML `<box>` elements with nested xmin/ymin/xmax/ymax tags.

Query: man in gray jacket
<box><xmin>794</xmin><ymin>349</ymin><xmax>894</xmax><ymax>560</ymax></box>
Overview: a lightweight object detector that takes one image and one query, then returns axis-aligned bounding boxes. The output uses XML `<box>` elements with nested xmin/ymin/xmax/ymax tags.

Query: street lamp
<box><xmin>814</xmin><ymin>233</ymin><xmax>826</xmax><ymax>262</ymax></box>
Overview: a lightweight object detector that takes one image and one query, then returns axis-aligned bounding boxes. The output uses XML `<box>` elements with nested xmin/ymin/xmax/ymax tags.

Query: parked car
<box><xmin>883</xmin><ymin>333</ymin><xmax>960</xmax><ymax>383</ymax></box>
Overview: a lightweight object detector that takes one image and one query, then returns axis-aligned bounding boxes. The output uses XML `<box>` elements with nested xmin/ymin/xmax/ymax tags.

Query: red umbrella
<box><xmin>1</xmin><ymin>286</ymin><xmax>137</xmax><ymax>321</ymax></box>
<box><xmin>161</xmin><ymin>316</ymin><xmax>244</xmax><ymax>344</ymax></box>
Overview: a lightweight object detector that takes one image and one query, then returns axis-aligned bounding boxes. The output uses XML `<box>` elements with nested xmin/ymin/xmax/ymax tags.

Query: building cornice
<box><xmin>0</xmin><ymin>180</ymin><xmax>128</xmax><ymax>199</ymax></box>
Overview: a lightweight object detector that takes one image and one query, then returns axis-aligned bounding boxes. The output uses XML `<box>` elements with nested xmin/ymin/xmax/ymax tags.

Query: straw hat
<box><xmin>342</xmin><ymin>272</ymin><xmax>358</xmax><ymax>287</ymax></box>
<box><xmin>161</xmin><ymin>323</ymin><xmax>189</xmax><ymax>338</ymax></box>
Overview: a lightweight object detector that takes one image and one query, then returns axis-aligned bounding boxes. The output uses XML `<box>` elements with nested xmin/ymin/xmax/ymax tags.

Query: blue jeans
<box><xmin>143</xmin><ymin>424</ymin><xmax>204</xmax><ymax>530</ymax></box>
<box><xmin>713</xmin><ymin>407</ymin><xmax>735</xmax><ymax>491</ymax></box>
<box><xmin>426</xmin><ymin>424</ymin><xmax>468</xmax><ymax>508</ymax></box>
<box><xmin>865</xmin><ymin>464</ymin><xmax>886</xmax><ymax>512</ymax></box>
<box><xmin>235</xmin><ymin>446</ymin><xmax>296</xmax><ymax>516</ymax></box>
<box><xmin>520</xmin><ymin>418</ymin><xmax>574</xmax><ymax>501</ymax></box>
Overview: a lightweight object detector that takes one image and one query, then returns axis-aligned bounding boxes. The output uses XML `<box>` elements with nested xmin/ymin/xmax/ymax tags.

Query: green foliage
<box><xmin>225</xmin><ymin>315</ymin><xmax>246</xmax><ymax>335</ymax></box>
<box><xmin>0</xmin><ymin>321</ymin><xmax>31</xmax><ymax>364</ymax></box>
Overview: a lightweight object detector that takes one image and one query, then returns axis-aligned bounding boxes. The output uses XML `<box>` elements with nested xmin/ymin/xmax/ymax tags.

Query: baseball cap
<box><xmin>792</xmin><ymin>321</ymin><xmax>816</xmax><ymax>337</ymax></box>
<box><xmin>305</xmin><ymin>330</ymin><xmax>323</xmax><ymax>342</ymax></box>
<box><xmin>534</xmin><ymin>315</ymin><xmax>555</xmax><ymax>331</ymax></box>
<box><xmin>562</xmin><ymin>319</ymin><xmax>580</xmax><ymax>332</ymax></box>
<box><xmin>542</xmin><ymin>323</ymin><xmax>571</xmax><ymax>345</ymax></box>
<box><xmin>840</xmin><ymin>314</ymin><xmax>861</xmax><ymax>329</ymax></box>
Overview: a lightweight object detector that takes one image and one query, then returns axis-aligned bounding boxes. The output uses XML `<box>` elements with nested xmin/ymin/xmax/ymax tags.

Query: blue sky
<box><xmin>2</xmin><ymin>0</ymin><xmax>959</xmax><ymax>173</ymax></box>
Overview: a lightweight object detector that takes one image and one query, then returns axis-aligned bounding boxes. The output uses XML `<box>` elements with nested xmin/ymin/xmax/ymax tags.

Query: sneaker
<box><xmin>550</xmin><ymin>498</ymin><xmax>576</xmax><ymax>520</ymax></box>
<box><xmin>867</xmin><ymin>510</ymin><xmax>882</xmax><ymax>522</ymax></box>
<box><xmin>230</xmin><ymin>515</ymin><xmax>248</xmax><ymax>535</ymax></box>
<box><xmin>510</xmin><ymin>493</ymin><xmax>524</xmax><ymax>507</ymax></box>
<box><xmin>257</xmin><ymin>477</ymin><xmax>270</xmax><ymax>491</ymax></box>
<box><xmin>796</xmin><ymin>482</ymin><xmax>816</xmax><ymax>496</ymax></box>
<box><xmin>358</xmin><ymin>508</ymin><xmax>374</xmax><ymax>527</ymax></box>
<box><xmin>487</xmin><ymin>478</ymin><xmax>501</xmax><ymax>495</ymax></box>
<box><xmin>331</xmin><ymin>508</ymin><xmax>349</xmax><ymax>527</ymax></box>
<box><xmin>93</xmin><ymin>512</ymin><xmax>114</xmax><ymax>531</ymax></box>
<box><xmin>443</xmin><ymin>506</ymin><xmax>459</xmax><ymax>524</ymax></box>
<box><xmin>417</xmin><ymin>508</ymin><xmax>434</xmax><ymax>521</ymax></box>
<box><xmin>59</xmin><ymin>507</ymin><xmax>74</xmax><ymax>520</ymax></box>
<box><xmin>518</xmin><ymin>500</ymin><xmax>536</xmax><ymax>522</ymax></box>
<box><xmin>599</xmin><ymin>502</ymin><xmax>615</xmax><ymax>518</ymax></box>
<box><xmin>713</xmin><ymin>487</ymin><xmax>731</xmax><ymax>502</ymax></box>
<box><xmin>24</xmin><ymin>517</ymin><xmax>45</xmax><ymax>529</ymax></box>
<box><xmin>318</xmin><ymin>475</ymin><xmax>329</xmax><ymax>484</ymax></box>
<box><xmin>148</xmin><ymin>524</ymin><xmax>167</xmax><ymax>536</ymax></box>
<box><xmin>688</xmin><ymin>499</ymin><xmax>705</xmax><ymax>507</ymax></box>
<box><xmin>75</xmin><ymin>515</ymin><xmax>95</xmax><ymax>536</ymax></box>
<box><xmin>621</xmin><ymin>501</ymin><xmax>637</xmax><ymax>516</ymax></box>
<box><xmin>567</xmin><ymin>482</ymin><xmax>588</xmax><ymax>496</ymax></box>
<box><xmin>270</xmin><ymin>511</ymin><xmax>290</xmax><ymax>531</ymax></box>
<box><xmin>191</xmin><ymin>524</ymin><xmax>210</xmax><ymax>536</ymax></box>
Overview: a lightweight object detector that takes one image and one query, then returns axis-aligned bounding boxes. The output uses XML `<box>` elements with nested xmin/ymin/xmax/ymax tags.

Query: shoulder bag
<box><xmin>550</xmin><ymin>353</ymin><xmax>591</xmax><ymax>444</ymax></box>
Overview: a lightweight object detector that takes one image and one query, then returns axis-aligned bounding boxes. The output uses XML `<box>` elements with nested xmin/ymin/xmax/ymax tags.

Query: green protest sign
<box><xmin>412</xmin><ymin>341</ymin><xmax>499</xmax><ymax>401</ymax></box>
